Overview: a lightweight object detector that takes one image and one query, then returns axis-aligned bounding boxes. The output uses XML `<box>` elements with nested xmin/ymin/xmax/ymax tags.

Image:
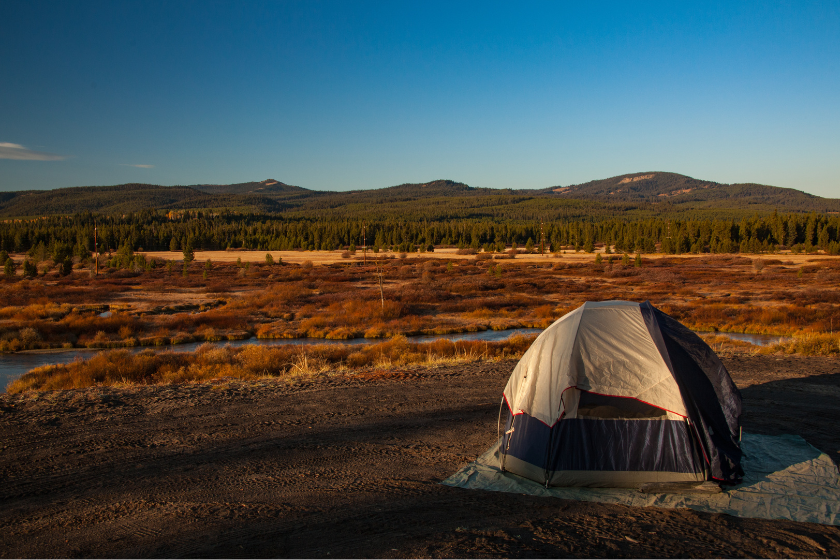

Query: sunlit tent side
<box><xmin>500</xmin><ymin>300</ymin><xmax>743</xmax><ymax>487</ymax></box>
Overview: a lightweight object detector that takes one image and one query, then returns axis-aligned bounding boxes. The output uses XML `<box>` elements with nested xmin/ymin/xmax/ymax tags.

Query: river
<box><xmin>0</xmin><ymin>328</ymin><xmax>789</xmax><ymax>391</ymax></box>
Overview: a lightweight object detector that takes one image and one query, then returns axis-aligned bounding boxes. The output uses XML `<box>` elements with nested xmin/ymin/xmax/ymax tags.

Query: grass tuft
<box><xmin>760</xmin><ymin>333</ymin><xmax>840</xmax><ymax>356</ymax></box>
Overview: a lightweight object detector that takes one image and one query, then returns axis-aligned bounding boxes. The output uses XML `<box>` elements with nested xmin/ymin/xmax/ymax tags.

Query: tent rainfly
<box><xmin>500</xmin><ymin>301</ymin><xmax>743</xmax><ymax>488</ymax></box>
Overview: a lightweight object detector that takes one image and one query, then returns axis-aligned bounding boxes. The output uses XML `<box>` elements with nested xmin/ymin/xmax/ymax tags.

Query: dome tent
<box><xmin>500</xmin><ymin>301</ymin><xmax>743</xmax><ymax>488</ymax></box>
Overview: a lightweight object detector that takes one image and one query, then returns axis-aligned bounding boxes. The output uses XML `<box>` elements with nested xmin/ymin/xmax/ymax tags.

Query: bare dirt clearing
<box><xmin>1</xmin><ymin>354</ymin><xmax>839</xmax><ymax>558</ymax></box>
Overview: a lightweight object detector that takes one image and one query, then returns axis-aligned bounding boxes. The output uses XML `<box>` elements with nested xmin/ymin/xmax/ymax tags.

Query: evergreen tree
<box><xmin>183</xmin><ymin>243</ymin><xmax>195</xmax><ymax>265</ymax></box>
<box><xmin>23</xmin><ymin>259</ymin><xmax>37</xmax><ymax>277</ymax></box>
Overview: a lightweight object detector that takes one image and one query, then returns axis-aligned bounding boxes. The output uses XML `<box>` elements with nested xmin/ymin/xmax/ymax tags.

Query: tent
<box><xmin>500</xmin><ymin>300</ymin><xmax>743</xmax><ymax>488</ymax></box>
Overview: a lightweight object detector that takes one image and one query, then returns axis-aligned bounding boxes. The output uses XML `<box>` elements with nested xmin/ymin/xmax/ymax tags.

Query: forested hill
<box><xmin>0</xmin><ymin>184</ymin><xmax>286</xmax><ymax>217</ymax></box>
<box><xmin>190</xmin><ymin>179</ymin><xmax>312</xmax><ymax>198</ymax></box>
<box><xmin>1</xmin><ymin>173</ymin><xmax>838</xmax><ymax>219</ymax></box>
<box><xmin>550</xmin><ymin>172</ymin><xmax>838</xmax><ymax>213</ymax></box>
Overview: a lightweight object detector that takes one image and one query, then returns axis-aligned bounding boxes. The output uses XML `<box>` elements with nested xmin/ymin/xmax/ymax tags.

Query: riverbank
<box><xmin>1</xmin><ymin>328</ymin><xmax>544</xmax><ymax>391</ymax></box>
<box><xmin>5</xmin><ymin>335</ymin><xmax>535</xmax><ymax>394</ymax></box>
<box><xmin>5</xmin><ymin>328</ymin><xmax>816</xmax><ymax>394</ymax></box>
<box><xmin>1</xmin><ymin>353</ymin><xmax>838</xmax><ymax>557</ymax></box>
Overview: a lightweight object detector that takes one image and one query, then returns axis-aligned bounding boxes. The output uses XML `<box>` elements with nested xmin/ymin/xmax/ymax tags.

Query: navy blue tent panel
<box><xmin>503</xmin><ymin>410</ymin><xmax>703</xmax><ymax>475</ymax></box>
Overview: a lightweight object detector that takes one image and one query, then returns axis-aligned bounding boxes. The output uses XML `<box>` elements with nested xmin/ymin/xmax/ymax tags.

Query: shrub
<box><xmin>19</xmin><ymin>327</ymin><xmax>40</xmax><ymax>349</ymax></box>
<box><xmin>761</xmin><ymin>333</ymin><xmax>840</xmax><ymax>356</ymax></box>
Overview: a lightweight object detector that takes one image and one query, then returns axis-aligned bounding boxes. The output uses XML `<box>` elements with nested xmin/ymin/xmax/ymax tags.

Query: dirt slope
<box><xmin>1</xmin><ymin>355</ymin><xmax>839</xmax><ymax>558</ymax></box>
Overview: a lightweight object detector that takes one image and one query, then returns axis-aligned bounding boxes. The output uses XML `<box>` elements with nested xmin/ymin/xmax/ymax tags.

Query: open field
<box><xmin>139</xmin><ymin>247</ymin><xmax>840</xmax><ymax>266</ymax></box>
<box><xmin>1</xmin><ymin>353</ymin><xmax>838</xmax><ymax>558</ymax></box>
<box><xmin>2</xmin><ymin>251</ymin><xmax>840</xmax><ymax>370</ymax></box>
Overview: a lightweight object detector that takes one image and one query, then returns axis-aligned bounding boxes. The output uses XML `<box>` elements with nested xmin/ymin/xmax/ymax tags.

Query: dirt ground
<box><xmin>1</xmin><ymin>354</ymin><xmax>839</xmax><ymax>558</ymax></box>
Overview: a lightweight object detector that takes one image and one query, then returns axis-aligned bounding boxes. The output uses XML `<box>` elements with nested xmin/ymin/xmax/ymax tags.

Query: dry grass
<box><xmin>760</xmin><ymin>333</ymin><xmax>840</xmax><ymax>356</ymax></box>
<box><xmin>2</xmin><ymin>253</ymin><xmax>839</xmax><ymax>358</ymax></box>
<box><xmin>7</xmin><ymin>335</ymin><xmax>536</xmax><ymax>394</ymax></box>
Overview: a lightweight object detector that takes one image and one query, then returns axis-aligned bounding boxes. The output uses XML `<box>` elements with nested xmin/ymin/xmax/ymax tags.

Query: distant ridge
<box><xmin>547</xmin><ymin>172</ymin><xmax>838</xmax><ymax>213</ymax></box>
<box><xmin>191</xmin><ymin>179</ymin><xmax>311</xmax><ymax>196</ymax></box>
<box><xmin>0</xmin><ymin>184</ymin><xmax>286</xmax><ymax>217</ymax></box>
<box><xmin>548</xmin><ymin>172</ymin><xmax>720</xmax><ymax>198</ymax></box>
<box><xmin>0</xmin><ymin>172</ymin><xmax>838</xmax><ymax>218</ymax></box>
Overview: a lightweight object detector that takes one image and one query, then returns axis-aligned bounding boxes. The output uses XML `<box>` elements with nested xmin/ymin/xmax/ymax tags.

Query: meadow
<box><xmin>2</xmin><ymin>248</ymin><xmax>839</xmax><ymax>392</ymax></box>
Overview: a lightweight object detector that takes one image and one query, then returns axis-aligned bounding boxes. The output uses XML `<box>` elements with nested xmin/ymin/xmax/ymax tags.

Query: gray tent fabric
<box><xmin>442</xmin><ymin>432</ymin><xmax>840</xmax><ymax>526</ymax></box>
<box><xmin>500</xmin><ymin>301</ymin><xmax>743</xmax><ymax>487</ymax></box>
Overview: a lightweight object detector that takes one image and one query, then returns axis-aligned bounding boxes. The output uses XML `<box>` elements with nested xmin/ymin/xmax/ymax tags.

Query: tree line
<box><xmin>1</xmin><ymin>210</ymin><xmax>839</xmax><ymax>261</ymax></box>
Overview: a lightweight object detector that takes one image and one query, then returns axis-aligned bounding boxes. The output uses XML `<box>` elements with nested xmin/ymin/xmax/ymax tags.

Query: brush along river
<box><xmin>0</xmin><ymin>328</ymin><xmax>788</xmax><ymax>391</ymax></box>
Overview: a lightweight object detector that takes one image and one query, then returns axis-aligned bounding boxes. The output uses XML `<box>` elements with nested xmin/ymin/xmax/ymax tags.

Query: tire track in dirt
<box><xmin>1</xmin><ymin>358</ymin><xmax>839</xmax><ymax>557</ymax></box>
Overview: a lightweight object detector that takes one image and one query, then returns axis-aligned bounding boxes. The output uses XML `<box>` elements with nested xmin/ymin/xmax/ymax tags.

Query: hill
<box><xmin>550</xmin><ymin>172</ymin><xmax>839</xmax><ymax>213</ymax></box>
<box><xmin>0</xmin><ymin>184</ymin><xmax>285</xmax><ymax>217</ymax></box>
<box><xmin>191</xmin><ymin>179</ymin><xmax>313</xmax><ymax>199</ymax></box>
<box><xmin>1</xmin><ymin>173</ymin><xmax>838</xmax><ymax>219</ymax></box>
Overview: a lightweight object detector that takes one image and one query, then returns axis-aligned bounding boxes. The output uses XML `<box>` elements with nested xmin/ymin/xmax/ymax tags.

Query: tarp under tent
<box><xmin>498</xmin><ymin>300</ymin><xmax>743</xmax><ymax>488</ymax></box>
<box><xmin>443</xmin><ymin>432</ymin><xmax>840</xmax><ymax>526</ymax></box>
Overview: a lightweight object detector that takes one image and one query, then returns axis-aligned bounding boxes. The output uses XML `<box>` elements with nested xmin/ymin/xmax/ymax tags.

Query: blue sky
<box><xmin>1</xmin><ymin>1</ymin><xmax>838</xmax><ymax>196</ymax></box>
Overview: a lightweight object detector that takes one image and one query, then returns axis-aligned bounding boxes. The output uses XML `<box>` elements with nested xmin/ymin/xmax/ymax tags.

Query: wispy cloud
<box><xmin>0</xmin><ymin>142</ymin><xmax>66</xmax><ymax>161</ymax></box>
<box><xmin>120</xmin><ymin>163</ymin><xmax>154</xmax><ymax>168</ymax></box>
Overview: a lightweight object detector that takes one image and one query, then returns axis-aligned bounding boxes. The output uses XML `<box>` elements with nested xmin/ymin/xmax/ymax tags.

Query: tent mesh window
<box><xmin>575</xmin><ymin>391</ymin><xmax>668</xmax><ymax>420</ymax></box>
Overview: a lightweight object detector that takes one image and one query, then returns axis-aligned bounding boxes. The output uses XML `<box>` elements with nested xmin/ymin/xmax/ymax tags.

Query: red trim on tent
<box><xmin>503</xmin><ymin>393</ymin><xmax>555</xmax><ymax>427</ymax></box>
<box><xmin>574</xmin><ymin>388</ymin><xmax>688</xmax><ymax>419</ymax></box>
<box><xmin>503</xmin><ymin>385</ymin><xmax>714</xmax><ymax>479</ymax></box>
<box><xmin>504</xmin><ymin>386</ymin><xmax>685</xmax><ymax>429</ymax></box>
